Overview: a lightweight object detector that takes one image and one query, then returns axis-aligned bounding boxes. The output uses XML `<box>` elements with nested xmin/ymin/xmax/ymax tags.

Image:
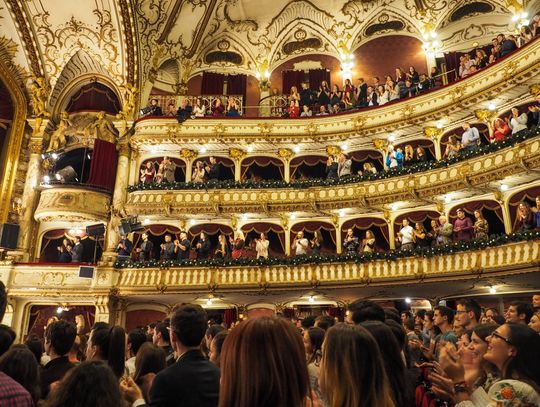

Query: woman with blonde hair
<box><xmin>473</xmin><ymin>209</ymin><xmax>489</xmax><ymax>239</ymax></box>
<box><xmin>320</xmin><ymin>323</ymin><xmax>395</xmax><ymax>407</ymax></box>
<box><xmin>191</xmin><ymin>160</ymin><xmax>205</xmax><ymax>183</ymax></box>
<box><xmin>361</xmin><ymin>230</ymin><xmax>376</xmax><ymax>253</ymax></box>
<box><xmin>230</xmin><ymin>230</ymin><xmax>245</xmax><ymax>259</ymax></box>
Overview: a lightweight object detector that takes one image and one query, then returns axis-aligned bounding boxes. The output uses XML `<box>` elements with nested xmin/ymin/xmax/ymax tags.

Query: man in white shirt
<box><xmin>397</xmin><ymin>219</ymin><xmax>414</xmax><ymax>250</ymax></box>
<box><xmin>292</xmin><ymin>231</ymin><xmax>309</xmax><ymax>256</ymax></box>
<box><xmin>255</xmin><ymin>232</ymin><xmax>270</xmax><ymax>259</ymax></box>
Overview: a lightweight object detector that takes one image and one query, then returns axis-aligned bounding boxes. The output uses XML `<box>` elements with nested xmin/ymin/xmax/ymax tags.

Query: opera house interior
<box><xmin>0</xmin><ymin>0</ymin><xmax>540</xmax><ymax>405</ymax></box>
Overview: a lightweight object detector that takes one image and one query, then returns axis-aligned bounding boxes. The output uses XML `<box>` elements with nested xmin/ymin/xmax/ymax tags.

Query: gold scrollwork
<box><xmin>180</xmin><ymin>148</ymin><xmax>197</xmax><ymax>160</ymax></box>
<box><xmin>423</xmin><ymin>126</ymin><xmax>443</xmax><ymax>140</ymax></box>
<box><xmin>277</xmin><ymin>148</ymin><xmax>293</xmax><ymax>160</ymax></box>
<box><xmin>229</xmin><ymin>148</ymin><xmax>246</xmax><ymax>161</ymax></box>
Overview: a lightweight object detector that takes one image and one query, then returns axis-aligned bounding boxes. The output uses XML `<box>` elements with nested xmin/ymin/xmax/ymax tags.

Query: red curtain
<box><xmin>87</xmin><ymin>139</ymin><xmax>118</xmax><ymax>192</ymax></box>
<box><xmin>341</xmin><ymin>217</ymin><xmax>390</xmax><ymax>248</ymax></box>
<box><xmin>202</xmin><ymin>72</ymin><xmax>225</xmax><ymax>95</ymax></box>
<box><xmin>188</xmin><ymin>224</ymin><xmax>233</xmax><ymax>238</ymax></box>
<box><xmin>282</xmin><ymin>70</ymin><xmax>305</xmax><ymax>94</ymax></box>
<box><xmin>291</xmin><ymin>222</ymin><xmax>336</xmax><ymax>245</ymax></box>
<box><xmin>227</xmin><ymin>74</ymin><xmax>247</xmax><ymax>106</ymax></box>
<box><xmin>66</xmin><ymin>82</ymin><xmax>121</xmax><ymax>114</ymax></box>
<box><xmin>394</xmin><ymin>210</ymin><xmax>441</xmax><ymax>227</ymax></box>
<box><xmin>308</xmin><ymin>69</ymin><xmax>330</xmax><ymax>91</ymax></box>
<box><xmin>289</xmin><ymin>155</ymin><xmax>327</xmax><ymax>178</ymax></box>
<box><xmin>349</xmin><ymin>149</ymin><xmax>384</xmax><ymax>170</ymax></box>
<box><xmin>509</xmin><ymin>187</ymin><xmax>540</xmax><ymax>227</ymax></box>
<box><xmin>241</xmin><ymin>156</ymin><xmax>284</xmax><ymax>179</ymax></box>
<box><xmin>223</xmin><ymin>308</ymin><xmax>237</xmax><ymax>326</ymax></box>
<box><xmin>27</xmin><ymin>305</ymin><xmax>95</xmax><ymax>339</ymax></box>
<box><xmin>449</xmin><ymin>200</ymin><xmax>503</xmax><ymax>222</ymax></box>
<box><xmin>441</xmin><ymin>123</ymin><xmax>489</xmax><ymax>144</ymax></box>
<box><xmin>241</xmin><ymin>222</ymin><xmax>285</xmax><ymax>254</ymax></box>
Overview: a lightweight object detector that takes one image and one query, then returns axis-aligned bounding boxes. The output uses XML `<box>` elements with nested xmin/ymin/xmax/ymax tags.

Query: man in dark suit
<box><xmin>174</xmin><ymin>232</ymin><xmax>191</xmax><ymax>261</ymax></box>
<box><xmin>116</xmin><ymin>235</ymin><xmax>133</xmax><ymax>260</ymax></box>
<box><xmin>205</xmin><ymin>157</ymin><xmax>221</xmax><ymax>181</ymax></box>
<box><xmin>136</xmin><ymin>233</ymin><xmax>154</xmax><ymax>261</ymax></box>
<box><xmin>122</xmin><ymin>304</ymin><xmax>220</xmax><ymax>407</ymax></box>
<box><xmin>355</xmin><ymin>78</ymin><xmax>368</xmax><ymax>107</ymax></box>
<box><xmin>41</xmin><ymin>320</ymin><xmax>76</xmax><ymax>398</ymax></box>
<box><xmin>160</xmin><ymin>234</ymin><xmax>175</xmax><ymax>261</ymax></box>
<box><xmin>71</xmin><ymin>237</ymin><xmax>83</xmax><ymax>263</ymax></box>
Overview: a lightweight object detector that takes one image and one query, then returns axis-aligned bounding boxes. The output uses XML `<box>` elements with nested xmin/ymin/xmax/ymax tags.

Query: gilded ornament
<box><xmin>277</xmin><ymin>148</ymin><xmax>293</xmax><ymax>160</ymax></box>
<box><xmin>305</xmin><ymin>122</ymin><xmax>319</xmax><ymax>136</ymax></box>
<box><xmin>214</xmin><ymin>123</ymin><xmax>226</xmax><ymax>137</ymax></box>
<box><xmin>29</xmin><ymin>76</ymin><xmax>50</xmax><ymax>118</ymax></box>
<box><xmin>229</xmin><ymin>148</ymin><xmax>246</xmax><ymax>161</ymax></box>
<box><xmin>502</xmin><ymin>61</ymin><xmax>518</xmax><ymax>80</ymax></box>
<box><xmin>372</xmin><ymin>139</ymin><xmax>388</xmax><ymax>150</ymax></box>
<box><xmin>474</xmin><ymin>109</ymin><xmax>496</xmax><ymax>123</ymax></box>
<box><xmin>87</xmin><ymin>112</ymin><xmax>118</xmax><ymax>143</ymax></box>
<box><xmin>529</xmin><ymin>84</ymin><xmax>540</xmax><ymax>97</ymax></box>
<box><xmin>423</xmin><ymin>126</ymin><xmax>443</xmax><ymax>140</ymax></box>
<box><xmin>117</xmin><ymin>84</ymin><xmax>138</xmax><ymax>119</ymax></box>
<box><xmin>400</xmin><ymin>105</ymin><xmax>415</xmax><ymax>120</ymax></box>
<box><xmin>47</xmin><ymin>112</ymin><xmax>72</xmax><ymax>152</ymax></box>
<box><xmin>352</xmin><ymin>116</ymin><xmax>367</xmax><ymax>131</ymax></box>
<box><xmin>258</xmin><ymin>123</ymin><xmax>273</xmax><ymax>136</ymax></box>
<box><xmin>326</xmin><ymin>145</ymin><xmax>341</xmax><ymax>156</ymax></box>
<box><xmin>180</xmin><ymin>148</ymin><xmax>197</xmax><ymax>160</ymax></box>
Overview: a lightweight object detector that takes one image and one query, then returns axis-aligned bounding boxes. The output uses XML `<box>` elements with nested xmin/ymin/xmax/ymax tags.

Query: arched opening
<box><xmin>27</xmin><ymin>305</ymin><xmax>95</xmax><ymax>338</ymax></box>
<box><xmin>441</xmin><ymin>123</ymin><xmax>490</xmax><ymax>147</ymax></box>
<box><xmin>448</xmin><ymin>200</ymin><xmax>505</xmax><ymax>236</ymax></box>
<box><xmin>188</xmin><ymin>224</ymin><xmax>234</xmax><ymax>259</ymax></box>
<box><xmin>395</xmin><ymin>139</ymin><xmax>436</xmax><ymax>162</ymax></box>
<box><xmin>352</xmin><ymin>35</ymin><xmax>427</xmax><ymax>86</ymax></box>
<box><xmin>39</xmin><ymin>229</ymin><xmax>103</xmax><ymax>263</ymax></box>
<box><xmin>241</xmin><ymin>156</ymin><xmax>284</xmax><ymax>181</ymax></box>
<box><xmin>140</xmin><ymin>157</ymin><xmax>186</xmax><ymax>184</ymax></box>
<box><xmin>291</xmin><ymin>221</ymin><xmax>336</xmax><ymax>254</ymax></box>
<box><xmin>52</xmin><ymin>148</ymin><xmax>93</xmax><ymax>184</ymax></box>
<box><xmin>66</xmin><ymin>82</ymin><xmax>121</xmax><ymax>115</ymax></box>
<box><xmin>508</xmin><ymin>186</ymin><xmax>540</xmax><ymax>232</ymax></box>
<box><xmin>348</xmin><ymin>149</ymin><xmax>384</xmax><ymax>174</ymax></box>
<box><xmin>290</xmin><ymin>155</ymin><xmax>327</xmax><ymax>180</ymax></box>
<box><xmin>132</xmin><ymin>225</ymin><xmax>181</xmax><ymax>261</ymax></box>
<box><xmin>196</xmin><ymin>156</ymin><xmax>235</xmax><ymax>181</ymax></box>
<box><xmin>394</xmin><ymin>210</ymin><xmax>441</xmax><ymax>243</ymax></box>
<box><xmin>341</xmin><ymin>217</ymin><xmax>390</xmax><ymax>251</ymax></box>
<box><xmin>241</xmin><ymin>222</ymin><xmax>286</xmax><ymax>258</ymax></box>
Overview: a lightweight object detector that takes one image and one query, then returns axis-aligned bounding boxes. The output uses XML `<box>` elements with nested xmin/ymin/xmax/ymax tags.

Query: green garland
<box><xmin>114</xmin><ymin>229</ymin><xmax>540</xmax><ymax>269</ymax></box>
<box><xmin>127</xmin><ymin>126</ymin><xmax>540</xmax><ymax>192</ymax></box>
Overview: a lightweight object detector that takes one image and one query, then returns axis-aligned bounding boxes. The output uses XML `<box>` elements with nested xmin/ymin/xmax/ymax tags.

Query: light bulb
<box><xmin>308</xmin><ymin>296</ymin><xmax>315</xmax><ymax>303</ymax></box>
<box><xmin>488</xmin><ymin>102</ymin><xmax>496</xmax><ymax>111</ymax></box>
<box><xmin>200</xmin><ymin>146</ymin><xmax>207</xmax><ymax>154</ymax></box>
<box><xmin>338</xmin><ymin>209</ymin><xmax>345</xmax><ymax>217</ymax></box>
<box><xmin>43</xmin><ymin>175</ymin><xmax>51</xmax><ymax>183</ymax></box>
<box><xmin>293</xmin><ymin>146</ymin><xmax>300</xmax><ymax>153</ymax></box>
<box><xmin>247</xmin><ymin>145</ymin><xmax>254</xmax><ymax>153</ymax></box>
<box><xmin>206</xmin><ymin>298</ymin><xmax>213</xmax><ymax>306</ymax></box>
<box><xmin>405</xmin><ymin>297</ymin><xmax>412</xmax><ymax>304</ymax></box>
<box><xmin>51</xmin><ymin>153</ymin><xmax>58</xmax><ymax>160</ymax></box>
<box><xmin>489</xmin><ymin>287</ymin><xmax>497</xmax><ymax>294</ymax></box>
<box><xmin>444</xmin><ymin>195</ymin><xmax>452</xmax><ymax>203</ymax></box>
<box><xmin>143</xmin><ymin>218</ymin><xmax>150</xmax><ymax>225</ymax></box>
<box><xmin>290</xmin><ymin>213</ymin><xmax>296</xmax><ymax>220</ymax></box>
<box><xmin>341</xmin><ymin>143</ymin><xmax>348</xmax><ymax>151</ymax></box>
<box><xmin>390</xmin><ymin>203</ymin><xmax>399</xmax><ymax>211</ymax></box>
<box><xmin>388</xmin><ymin>134</ymin><xmax>396</xmax><ymax>142</ymax></box>
<box><xmin>189</xmin><ymin>219</ymin><xmax>196</xmax><ymax>226</ymax></box>
<box><xmin>57</xmin><ymin>307</ymin><xmax>63</xmax><ymax>314</ymax></box>
<box><xmin>436</xmin><ymin>121</ymin><xmax>444</xmax><ymax>129</ymax></box>
<box><xmin>500</xmin><ymin>184</ymin><xmax>509</xmax><ymax>191</ymax></box>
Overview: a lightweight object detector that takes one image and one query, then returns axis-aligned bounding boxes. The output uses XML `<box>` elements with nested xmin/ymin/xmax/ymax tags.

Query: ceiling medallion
<box><xmin>217</xmin><ymin>39</ymin><xmax>230</xmax><ymax>51</ymax></box>
<box><xmin>294</xmin><ymin>29</ymin><xmax>308</xmax><ymax>41</ymax></box>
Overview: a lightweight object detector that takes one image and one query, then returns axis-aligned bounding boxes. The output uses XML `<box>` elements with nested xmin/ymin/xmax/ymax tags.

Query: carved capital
<box><xmin>28</xmin><ymin>138</ymin><xmax>44</xmax><ymax>155</ymax></box>
<box><xmin>474</xmin><ymin>109</ymin><xmax>496</xmax><ymax>123</ymax></box>
<box><xmin>326</xmin><ymin>145</ymin><xmax>341</xmax><ymax>156</ymax></box>
<box><xmin>372</xmin><ymin>139</ymin><xmax>388</xmax><ymax>151</ymax></box>
<box><xmin>229</xmin><ymin>148</ymin><xmax>246</xmax><ymax>161</ymax></box>
<box><xmin>277</xmin><ymin>148</ymin><xmax>293</xmax><ymax>161</ymax></box>
<box><xmin>117</xmin><ymin>141</ymin><xmax>130</xmax><ymax>157</ymax></box>
<box><xmin>180</xmin><ymin>148</ymin><xmax>197</xmax><ymax>161</ymax></box>
<box><xmin>305</xmin><ymin>122</ymin><xmax>318</xmax><ymax>136</ymax></box>
<box><xmin>423</xmin><ymin>126</ymin><xmax>443</xmax><ymax>141</ymax></box>
<box><xmin>258</xmin><ymin>123</ymin><xmax>273</xmax><ymax>136</ymax></box>
<box><xmin>529</xmin><ymin>84</ymin><xmax>540</xmax><ymax>97</ymax></box>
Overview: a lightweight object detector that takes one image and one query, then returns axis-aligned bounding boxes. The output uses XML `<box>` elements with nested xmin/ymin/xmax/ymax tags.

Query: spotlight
<box><xmin>54</xmin><ymin>166</ymin><xmax>78</xmax><ymax>183</ymax></box>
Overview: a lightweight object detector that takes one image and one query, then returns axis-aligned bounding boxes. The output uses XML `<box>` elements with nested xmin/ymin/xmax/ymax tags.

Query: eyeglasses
<box><xmin>489</xmin><ymin>331</ymin><xmax>513</xmax><ymax>345</ymax></box>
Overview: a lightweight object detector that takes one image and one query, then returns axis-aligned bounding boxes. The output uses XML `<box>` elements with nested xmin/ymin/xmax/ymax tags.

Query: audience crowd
<box><xmin>0</xmin><ymin>281</ymin><xmax>539</xmax><ymax>407</ymax></box>
<box><xmin>141</xmin><ymin>26</ymin><xmax>540</xmax><ymax>121</ymax></box>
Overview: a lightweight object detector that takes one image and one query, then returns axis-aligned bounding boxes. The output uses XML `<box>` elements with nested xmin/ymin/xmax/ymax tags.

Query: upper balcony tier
<box><xmin>130</xmin><ymin>37</ymin><xmax>540</xmax><ymax>148</ymax></box>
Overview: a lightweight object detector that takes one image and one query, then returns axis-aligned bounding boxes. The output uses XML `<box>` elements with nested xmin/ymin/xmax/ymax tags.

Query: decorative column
<box><xmin>500</xmin><ymin>192</ymin><xmax>513</xmax><ymax>234</ymax></box>
<box><xmin>229</xmin><ymin>148</ymin><xmax>246</xmax><ymax>182</ymax></box>
<box><xmin>128</xmin><ymin>149</ymin><xmax>139</xmax><ymax>186</ymax></box>
<box><xmin>373</xmin><ymin>139</ymin><xmax>389</xmax><ymax>171</ymax></box>
<box><xmin>102</xmin><ymin>139</ymin><xmax>130</xmax><ymax>262</ymax></box>
<box><xmin>180</xmin><ymin>148</ymin><xmax>197</xmax><ymax>183</ymax></box>
<box><xmin>277</xmin><ymin>148</ymin><xmax>293</xmax><ymax>183</ymax></box>
<box><xmin>16</xmin><ymin>119</ymin><xmax>50</xmax><ymax>261</ymax></box>
<box><xmin>281</xmin><ymin>214</ymin><xmax>291</xmax><ymax>256</ymax></box>
<box><xmin>384</xmin><ymin>210</ymin><xmax>396</xmax><ymax>250</ymax></box>
<box><xmin>332</xmin><ymin>215</ymin><xmax>343</xmax><ymax>255</ymax></box>
<box><xmin>94</xmin><ymin>295</ymin><xmax>111</xmax><ymax>324</ymax></box>
<box><xmin>423</xmin><ymin>126</ymin><xmax>444</xmax><ymax>161</ymax></box>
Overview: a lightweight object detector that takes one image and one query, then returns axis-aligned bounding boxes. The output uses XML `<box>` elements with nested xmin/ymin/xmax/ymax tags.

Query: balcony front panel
<box><xmin>125</xmin><ymin>136</ymin><xmax>540</xmax><ymax>215</ymax></box>
<box><xmin>34</xmin><ymin>187</ymin><xmax>112</xmax><ymax>223</ymax></box>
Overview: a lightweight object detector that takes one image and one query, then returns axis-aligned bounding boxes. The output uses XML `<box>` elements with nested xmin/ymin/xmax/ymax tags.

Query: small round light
<box><xmin>189</xmin><ymin>219</ymin><xmax>196</xmax><ymax>226</ymax></box>
<box><xmin>200</xmin><ymin>146</ymin><xmax>207</xmax><ymax>154</ymax></box>
<box><xmin>500</xmin><ymin>184</ymin><xmax>509</xmax><ymax>191</ymax></box>
<box><xmin>341</xmin><ymin>144</ymin><xmax>348</xmax><ymax>151</ymax></box>
<box><xmin>206</xmin><ymin>298</ymin><xmax>213</xmax><ymax>306</ymax></box>
<box><xmin>247</xmin><ymin>145</ymin><xmax>254</xmax><ymax>153</ymax></box>
<box><xmin>444</xmin><ymin>195</ymin><xmax>452</xmax><ymax>203</ymax></box>
<box><xmin>43</xmin><ymin>175</ymin><xmax>51</xmax><ymax>183</ymax></box>
<box><xmin>436</xmin><ymin>121</ymin><xmax>444</xmax><ymax>129</ymax></box>
<box><xmin>390</xmin><ymin>203</ymin><xmax>399</xmax><ymax>211</ymax></box>
<box><xmin>293</xmin><ymin>146</ymin><xmax>300</xmax><ymax>153</ymax></box>
<box><xmin>338</xmin><ymin>209</ymin><xmax>346</xmax><ymax>217</ymax></box>
<box><xmin>51</xmin><ymin>153</ymin><xmax>58</xmax><ymax>160</ymax></box>
<box><xmin>290</xmin><ymin>213</ymin><xmax>296</xmax><ymax>220</ymax></box>
<box><xmin>489</xmin><ymin>287</ymin><xmax>497</xmax><ymax>294</ymax></box>
<box><xmin>405</xmin><ymin>297</ymin><xmax>412</xmax><ymax>304</ymax></box>
<box><xmin>143</xmin><ymin>218</ymin><xmax>150</xmax><ymax>225</ymax></box>
<box><xmin>488</xmin><ymin>102</ymin><xmax>496</xmax><ymax>111</ymax></box>
<box><xmin>241</xmin><ymin>214</ymin><xmax>248</xmax><ymax>221</ymax></box>
<box><xmin>57</xmin><ymin>307</ymin><xmax>63</xmax><ymax>314</ymax></box>
<box><xmin>308</xmin><ymin>296</ymin><xmax>315</xmax><ymax>303</ymax></box>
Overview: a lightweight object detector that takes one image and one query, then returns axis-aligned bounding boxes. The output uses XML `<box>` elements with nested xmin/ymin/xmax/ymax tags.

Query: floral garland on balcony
<box><xmin>114</xmin><ymin>229</ymin><xmax>540</xmax><ymax>269</ymax></box>
<box><xmin>127</xmin><ymin>126</ymin><xmax>540</xmax><ymax>192</ymax></box>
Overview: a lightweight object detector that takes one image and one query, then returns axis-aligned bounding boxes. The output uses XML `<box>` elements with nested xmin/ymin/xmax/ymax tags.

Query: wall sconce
<box><xmin>422</xmin><ymin>31</ymin><xmax>440</xmax><ymax>57</ymax></box>
<box><xmin>255</xmin><ymin>60</ymin><xmax>271</xmax><ymax>91</ymax></box>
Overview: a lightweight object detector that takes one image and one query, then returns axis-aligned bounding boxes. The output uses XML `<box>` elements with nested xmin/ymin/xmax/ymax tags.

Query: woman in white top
<box><xmin>191</xmin><ymin>160</ymin><xmax>205</xmax><ymax>183</ymax></box>
<box><xmin>433</xmin><ymin>323</ymin><xmax>540</xmax><ymax>407</ymax></box>
<box><xmin>386</xmin><ymin>81</ymin><xmax>400</xmax><ymax>101</ymax></box>
<box><xmin>506</xmin><ymin>107</ymin><xmax>528</xmax><ymax>134</ymax></box>
<box><xmin>361</xmin><ymin>230</ymin><xmax>376</xmax><ymax>252</ymax></box>
<box><xmin>193</xmin><ymin>98</ymin><xmax>206</xmax><ymax>117</ymax></box>
<box><xmin>377</xmin><ymin>85</ymin><xmax>389</xmax><ymax>105</ymax></box>
<box><xmin>255</xmin><ymin>232</ymin><xmax>269</xmax><ymax>259</ymax></box>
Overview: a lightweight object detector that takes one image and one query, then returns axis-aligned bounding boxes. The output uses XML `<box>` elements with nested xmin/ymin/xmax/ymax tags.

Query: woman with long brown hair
<box><xmin>320</xmin><ymin>323</ymin><xmax>395</xmax><ymax>407</ymax></box>
<box><xmin>219</xmin><ymin>316</ymin><xmax>310</xmax><ymax>407</ymax></box>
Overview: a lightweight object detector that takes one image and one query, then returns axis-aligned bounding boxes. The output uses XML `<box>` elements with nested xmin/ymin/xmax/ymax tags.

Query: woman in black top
<box><xmin>317</xmin><ymin>81</ymin><xmax>331</xmax><ymax>107</ymax></box>
<box><xmin>413</xmin><ymin>223</ymin><xmax>430</xmax><ymax>248</ymax></box>
<box><xmin>415</xmin><ymin>146</ymin><xmax>428</xmax><ymax>163</ymax></box>
<box><xmin>195</xmin><ymin>232</ymin><xmax>211</xmax><ymax>259</ymax></box>
<box><xmin>329</xmin><ymin>84</ymin><xmax>342</xmax><ymax>108</ymax></box>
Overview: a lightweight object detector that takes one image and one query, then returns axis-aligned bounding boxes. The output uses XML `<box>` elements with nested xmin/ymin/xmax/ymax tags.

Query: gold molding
<box><xmin>0</xmin><ymin>57</ymin><xmax>28</xmax><ymax>223</ymax></box>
